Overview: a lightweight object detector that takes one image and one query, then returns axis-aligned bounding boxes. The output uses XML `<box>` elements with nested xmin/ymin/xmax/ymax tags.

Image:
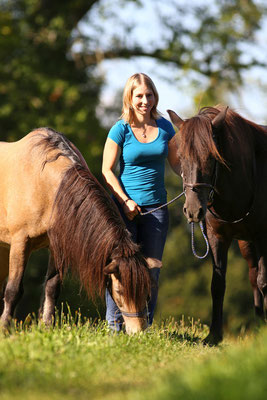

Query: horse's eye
<box><xmin>115</xmin><ymin>288</ymin><xmax>123</xmax><ymax>296</ymax></box>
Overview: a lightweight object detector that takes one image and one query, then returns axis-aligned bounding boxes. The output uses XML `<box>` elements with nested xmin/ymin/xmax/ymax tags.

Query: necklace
<box><xmin>140</xmin><ymin>125</ymin><xmax>148</xmax><ymax>138</ymax></box>
<box><xmin>132</xmin><ymin>122</ymin><xmax>151</xmax><ymax>138</ymax></box>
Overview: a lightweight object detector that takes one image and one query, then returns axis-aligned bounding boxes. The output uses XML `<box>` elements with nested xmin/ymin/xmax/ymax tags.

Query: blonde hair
<box><xmin>120</xmin><ymin>73</ymin><xmax>161</xmax><ymax>124</ymax></box>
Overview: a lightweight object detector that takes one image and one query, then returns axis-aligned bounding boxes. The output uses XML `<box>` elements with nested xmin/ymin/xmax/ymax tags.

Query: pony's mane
<box><xmin>34</xmin><ymin>128</ymin><xmax>150</xmax><ymax>307</ymax></box>
<box><xmin>178</xmin><ymin>105</ymin><xmax>267</xmax><ymax>172</ymax></box>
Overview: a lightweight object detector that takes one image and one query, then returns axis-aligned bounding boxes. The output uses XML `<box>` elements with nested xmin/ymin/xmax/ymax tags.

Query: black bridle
<box><xmin>182</xmin><ymin>129</ymin><xmax>255</xmax><ymax>225</ymax></box>
<box><xmin>183</xmin><ymin>148</ymin><xmax>218</xmax><ymax>205</ymax></box>
<box><xmin>183</xmin><ymin>182</ymin><xmax>215</xmax><ymax>203</ymax></box>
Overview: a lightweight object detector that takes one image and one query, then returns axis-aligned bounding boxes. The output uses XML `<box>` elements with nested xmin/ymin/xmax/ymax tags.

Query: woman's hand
<box><xmin>123</xmin><ymin>199</ymin><xmax>141</xmax><ymax>220</ymax></box>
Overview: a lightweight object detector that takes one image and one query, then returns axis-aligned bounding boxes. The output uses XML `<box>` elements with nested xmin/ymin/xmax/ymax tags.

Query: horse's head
<box><xmin>104</xmin><ymin>254</ymin><xmax>151</xmax><ymax>334</ymax></box>
<box><xmin>168</xmin><ymin>107</ymin><xmax>228</xmax><ymax>223</ymax></box>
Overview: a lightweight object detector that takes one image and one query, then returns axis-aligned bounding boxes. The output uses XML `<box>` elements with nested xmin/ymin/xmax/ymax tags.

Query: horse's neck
<box><xmin>214</xmin><ymin>143</ymin><xmax>255</xmax><ymax>217</ymax></box>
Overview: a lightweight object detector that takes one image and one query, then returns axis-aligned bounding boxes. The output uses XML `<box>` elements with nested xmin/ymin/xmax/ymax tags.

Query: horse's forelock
<box><xmin>117</xmin><ymin>254</ymin><xmax>150</xmax><ymax>308</ymax></box>
<box><xmin>179</xmin><ymin>112</ymin><xmax>221</xmax><ymax>172</ymax></box>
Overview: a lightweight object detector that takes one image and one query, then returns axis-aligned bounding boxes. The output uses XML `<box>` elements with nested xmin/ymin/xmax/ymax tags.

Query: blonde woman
<box><xmin>102</xmin><ymin>73</ymin><xmax>180</xmax><ymax>331</ymax></box>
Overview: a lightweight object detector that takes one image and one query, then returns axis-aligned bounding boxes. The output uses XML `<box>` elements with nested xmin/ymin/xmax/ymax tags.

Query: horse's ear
<box><xmin>167</xmin><ymin>110</ymin><xmax>184</xmax><ymax>129</ymax></box>
<box><xmin>104</xmin><ymin>261</ymin><xmax>119</xmax><ymax>275</ymax></box>
<box><xmin>211</xmin><ymin>106</ymin><xmax>229</xmax><ymax>129</ymax></box>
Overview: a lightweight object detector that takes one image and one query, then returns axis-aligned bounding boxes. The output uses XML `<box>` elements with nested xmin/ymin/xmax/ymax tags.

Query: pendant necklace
<box><xmin>141</xmin><ymin>126</ymin><xmax>147</xmax><ymax>138</ymax></box>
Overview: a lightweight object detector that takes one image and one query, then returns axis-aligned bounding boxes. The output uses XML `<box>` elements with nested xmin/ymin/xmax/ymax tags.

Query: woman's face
<box><xmin>131</xmin><ymin>84</ymin><xmax>155</xmax><ymax>118</ymax></box>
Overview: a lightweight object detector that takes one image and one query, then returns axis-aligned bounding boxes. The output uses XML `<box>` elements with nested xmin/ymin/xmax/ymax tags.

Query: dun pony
<box><xmin>0</xmin><ymin>128</ymin><xmax>150</xmax><ymax>333</ymax></box>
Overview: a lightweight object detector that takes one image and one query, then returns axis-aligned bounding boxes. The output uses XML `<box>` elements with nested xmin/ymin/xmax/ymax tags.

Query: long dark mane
<box><xmin>179</xmin><ymin>105</ymin><xmax>267</xmax><ymax>172</ymax></box>
<box><xmin>35</xmin><ymin>128</ymin><xmax>150</xmax><ymax>307</ymax></box>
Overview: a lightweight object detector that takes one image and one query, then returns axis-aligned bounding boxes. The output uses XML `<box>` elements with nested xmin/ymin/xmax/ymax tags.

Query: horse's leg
<box><xmin>39</xmin><ymin>253</ymin><xmax>61</xmax><ymax>325</ymax></box>
<box><xmin>238</xmin><ymin>240</ymin><xmax>264</xmax><ymax>318</ymax></box>
<box><xmin>255</xmin><ymin>237</ymin><xmax>267</xmax><ymax>318</ymax></box>
<box><xmin>0</xmin><ymin>247</ymin><xmax>10</xmax><ymax>316</ymax></box>
<box><xmin>204</xmin><ymin>227</ymin><xmax>231</xmax><ymax>345</ymax></box>
<box><xmin>0</xmin><ymin>236</ymin><xmax>30</xmax><ymax>327</ymax></box>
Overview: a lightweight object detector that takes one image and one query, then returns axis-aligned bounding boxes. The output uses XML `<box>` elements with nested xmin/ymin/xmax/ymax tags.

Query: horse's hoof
<box><xmin>203</xmin><ymin>333</ymin><xmax>222</xmax><ymax>346</ymax></box>
<box><xmin>0</xmin><ymin>320</ymin><xmax>11</xmax><ymax>335</ymax></box>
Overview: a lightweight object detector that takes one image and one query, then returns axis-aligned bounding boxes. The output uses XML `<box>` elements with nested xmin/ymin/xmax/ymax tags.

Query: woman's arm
<box><xmin>167</xmin><ymin>134</ymin><xmax>181</xmax><ymax>175</ymax></box>
<box><xmin>102</xmin><ymin>138</ymin><xmax>141</xmax><ymax>220</ymax></box>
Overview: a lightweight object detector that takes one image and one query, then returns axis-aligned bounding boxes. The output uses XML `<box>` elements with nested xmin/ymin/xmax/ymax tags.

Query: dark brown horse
<box><xmin>168</xmin><ymin>106</ymin><xmax>267</xmax><ymax>344</ymax></box>
<box><xmin>0</xmin><ymin>128</ymin><xmax>151</xmax><ymax>333</ymax></box>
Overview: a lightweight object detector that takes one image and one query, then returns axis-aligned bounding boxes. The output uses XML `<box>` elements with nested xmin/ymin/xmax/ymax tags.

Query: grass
<box><xmin>0</xmin><ymin>312</ymin><xmax>266</xmax><ymax>400</ymax></box>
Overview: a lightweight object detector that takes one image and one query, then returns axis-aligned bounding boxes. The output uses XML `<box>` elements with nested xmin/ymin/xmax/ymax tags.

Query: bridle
<box><xmin>182</xmin><ymin>128</ymin><xmax>255</xmax><ymax>225</ymax></box>
<box><xmin>120</xmin><ymin>308</ymin><xmax>147</xmax><ymax>318</ymax></box>
<box><xmin>183</xmin><ymin>182</ymin><xmax>215</xmax><ymax>203</ymax></box>
<box><xmin>183</xmin><ymin>147</ymin><xmax>219</xmax><ymax>205</ymax></box>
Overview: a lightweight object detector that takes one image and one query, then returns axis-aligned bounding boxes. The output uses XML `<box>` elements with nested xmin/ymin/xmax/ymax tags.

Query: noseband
<box><xmin>120</xmin><ymin>308</ymin><xmax>147</xmax><ymax>318</ymax></box>
<box><xmin>107</xmin><ymin>282</ymin><xmax>148</xmax><ymax>319</ymax></box>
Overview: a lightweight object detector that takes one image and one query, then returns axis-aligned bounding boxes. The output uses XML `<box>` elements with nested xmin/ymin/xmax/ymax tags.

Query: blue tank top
<box><xmin>107</xmin><ymin>117</ymin><xmax>175</xmax><ymax>205</ymax></box>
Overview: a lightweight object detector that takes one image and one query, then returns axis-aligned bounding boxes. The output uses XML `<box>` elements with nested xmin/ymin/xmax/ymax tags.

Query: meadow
<box><xmin>0</xmin><ymin>312</ymin><xmax>266</xmax><ymax>400</ymax></box>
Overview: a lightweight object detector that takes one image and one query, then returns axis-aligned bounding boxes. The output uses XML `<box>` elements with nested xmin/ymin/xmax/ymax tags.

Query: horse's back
<box><xmin>0</xmin><ymin>129</ymin><xmax>72</xmax><ymax>246</ymax></box>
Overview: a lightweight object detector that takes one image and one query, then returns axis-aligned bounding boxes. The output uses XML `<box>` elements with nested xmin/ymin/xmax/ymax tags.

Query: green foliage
<box><xmin>0</xmin><ymin>0</ymin><xmax>105</xmax><ymax>174</ymax></box>
<box><xmin>0</xmin><ymin>318</ymin><xmax>267</xmax><ymax>399</ymax></box>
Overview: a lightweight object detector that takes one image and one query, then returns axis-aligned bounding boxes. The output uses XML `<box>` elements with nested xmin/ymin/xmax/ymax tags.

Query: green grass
<box><xmin>0</xmin><ymin>313</ymin><xmax>266</xmax><ymax>400</ymax></box>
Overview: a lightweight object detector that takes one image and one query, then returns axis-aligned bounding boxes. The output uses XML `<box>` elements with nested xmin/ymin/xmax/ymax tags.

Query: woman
<box><xmin>102</xmin><ymin>73</ymin><xmax>180</xmax><ymax>331</ymax></box>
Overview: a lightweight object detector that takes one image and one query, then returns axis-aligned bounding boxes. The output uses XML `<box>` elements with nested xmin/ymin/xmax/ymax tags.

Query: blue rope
<box><xmin>191</xmin><ymin>221</ymin><xmax>209</xmax><ymax>259</ymax></box>
<box><xmin>139</xmin><ymin>191</ymin><xmax>185</xmax><ymax>216</ymax></box>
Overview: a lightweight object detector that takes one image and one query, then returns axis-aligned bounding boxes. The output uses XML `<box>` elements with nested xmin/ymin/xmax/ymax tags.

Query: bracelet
<box><xmin>122</xmin><ymin>198</ymin><xmax>130</xmax><ymax>206</ymax></box>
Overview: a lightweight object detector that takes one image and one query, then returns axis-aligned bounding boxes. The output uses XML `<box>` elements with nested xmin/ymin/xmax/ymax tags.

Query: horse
<box><xmin>167</xmin><ymin>106</ymin><xmax>267</xmax><ymax>344</ymax></box>
<box><xmin>0</xmin><ymin>128</ymin><xmax>151</xmax><ymax>334</ymax></box>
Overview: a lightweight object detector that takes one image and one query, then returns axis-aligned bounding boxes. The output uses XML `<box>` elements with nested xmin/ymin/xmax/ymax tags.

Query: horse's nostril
<box><xmin>188</xmin><ymin>212</ymin><xmax>193</xmax><ymax>219</ymax></box>
<box><xmin>183</xmin><ymin>206</ymin><xmax>187</xmax><ymax>215</ymax></box>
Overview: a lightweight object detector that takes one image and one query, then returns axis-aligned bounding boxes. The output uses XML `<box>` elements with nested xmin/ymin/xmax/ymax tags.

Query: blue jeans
<box><xmin>106</xmin><ymin>202</ymin><xmax>169</xmax><ymax>331</ymax></box>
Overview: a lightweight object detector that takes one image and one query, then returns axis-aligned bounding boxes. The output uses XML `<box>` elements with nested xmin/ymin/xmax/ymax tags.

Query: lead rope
<box><xmin>139</xmin><ymin>191</ymin><xmax>210</xmax><ymax>259</ymax></box>
<box><xmin>139</xmin><ymin>191</ymin><xmax>185</xmax><ymax>216</ymax></box>
<box><xmin>190</xmin><ymin>221</ymin><xmax>209</xmax><ymax>259</ymax></box>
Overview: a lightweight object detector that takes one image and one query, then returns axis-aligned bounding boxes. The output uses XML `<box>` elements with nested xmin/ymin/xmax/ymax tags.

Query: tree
<box><xmin>1</xmin><ymin>0</ymin><xmax>266</xmax><ymax>148</ymax></box>
<box><xmin>0</xmin><ymin>0</ymin><xmax>104</xmax><ymax>173</ymax></box>
<box><xmin>75</xmin><ymin>0</ymin><xmax>267</xmax><ymax>106</ymax></box>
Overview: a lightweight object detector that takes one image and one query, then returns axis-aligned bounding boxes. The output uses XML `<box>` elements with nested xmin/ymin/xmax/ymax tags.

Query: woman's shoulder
<box><xmin>108</xmin><ymin>119</ymin><xmax>129</xmax><ymax>145</ymax></box>
<box><xmin>111</xmin><ymin>119</ymin><xmax>129</xmax><ymax>131</ymax></box>
<box><xmin>157</xmin><ymin>116</ymin><xmax>176</xmax><ymax>137</ymax></box>
<box><xmin>157</xmin><ymin>116</ymin><xmax>173</xmax><ymax>128</ymax></box>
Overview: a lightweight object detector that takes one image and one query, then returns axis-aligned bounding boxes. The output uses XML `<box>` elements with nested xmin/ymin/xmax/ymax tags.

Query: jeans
<box><xmin>105</xmin><ymin>202</ymin><xmax>169</xmax><ymax>331</ymax></box>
